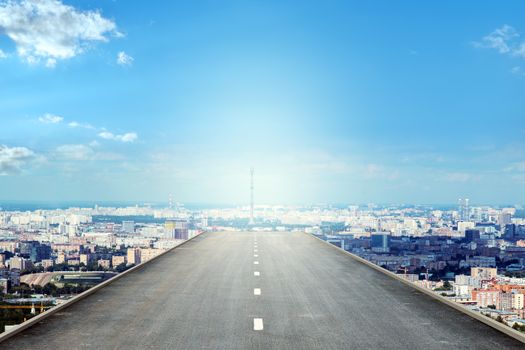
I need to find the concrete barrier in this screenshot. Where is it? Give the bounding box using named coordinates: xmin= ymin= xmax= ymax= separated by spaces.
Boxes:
xmin=306 ymin=232 xmax=525 ymax=344
xmin=0 ymin=232 xmax=205 ymax=344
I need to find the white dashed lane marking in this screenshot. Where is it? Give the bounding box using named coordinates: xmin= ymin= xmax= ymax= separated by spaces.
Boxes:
xmin=254 ymin=271 xmax=260 ymax=276
xmin=254 ymin=288 xmax=261 ymax=296
xmin=254 ymin=318 xmax=264 ymax=331
xmin=254 ymin=261 xmax=259 ymax=265
xmin=254 ymin=254 xmax=258 ymax=257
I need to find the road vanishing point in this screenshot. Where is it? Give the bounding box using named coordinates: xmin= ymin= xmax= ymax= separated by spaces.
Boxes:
xmin=2 ymin=231 xmax=524 ymax=349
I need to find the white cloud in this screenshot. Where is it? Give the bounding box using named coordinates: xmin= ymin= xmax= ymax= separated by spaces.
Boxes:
xmin=505 ymin=161 xmax=525 ymax=172
xmin=45 ymin=57 xmax=56 ymax=68
xmin=0 ymin=0 xmax=119 ymax=66
xmin=474 ymin=25 xmax=525 ymax=59
xmin=515 ymin=43 xmax=525 ymax=59
xmin=98 ymin=131 xmax=115 ymax=140
xmin=119 ymin=132 xmax=138 ymax=142
xmin=98 ymin=131 xmax=138 ymax=143
xmin=0 ymin=144 xmax=35 ymax=175
xmin=0 ymin=49 xmax=6 ymax=58
xmin=55 ymin=144 xmax=94 ymax=160
xmin=68 ymin=121 xmax=94 ymax=129
xmin=511 ymin=66 xmax=525 ymax=77
xmin=38 ymin=113 xmax=63 ymax=124
xmin=55 ymin=143 xmax=124 ymax=162
xmin=116 ymin=51 xmax=133 ymax=66
xmin=474 ymin=25 xmax=518 ymax=53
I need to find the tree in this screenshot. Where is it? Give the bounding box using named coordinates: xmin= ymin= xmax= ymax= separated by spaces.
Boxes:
xmin=114 ymin=263 xmax=129 ymax=273
xmin=443 ymin=281 xmax=451 ymax=290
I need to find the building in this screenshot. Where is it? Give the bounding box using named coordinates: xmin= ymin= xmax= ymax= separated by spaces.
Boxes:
xmin=371 ymin=233 xmax=390 ymax=253
xmin=471 ymin=267 xmax=497 ymax=279
xmin=127 ymin=248 xmax=141 ymax=266
xmin=98 ymin=259 xmax=111 ymax=269
xmin=499 ymin=212 xmax=512 ymax=227
xmin=41 ymin=259 xmax=54 ymax=269
xmin=464 ymin=256 xmax=496 ymax=268
xmin=0 ymin=278 xmax=8 ymax=294
xmin=458 ymin=221 xmax=475 ymax=234
xmin=501 ymin=292 xmax=513 ymax=311
xmin=465 ymin=229 xmax=480 ymax=243
xmin=122 ymin=220 xmax=135 ymax=233
xmin=20 ymin=241 xmax=52 ymax=262
xmin=67 ymin=259 xmax=80 ymax=266
xmin=0 ymin=241 xmax=17 ymax=253
xmin=9 ymin=256 xmax=32 ymax=271
xmin=56 ymin=252 xmax=66 ymax=264
xmin=5 ymin=269 xmax=20 ymax=287
xmin=454 ymin=284 xmax=471 ymax=297
xmin=459 ymin=198 xmax=470 ymax=221
xmin=165 ymin=219 xmax=189 ymax=240
xmin=472 ymin=289 xmax=500 ymax=308
xmin=140 ymin=248 xmax=162 ymax=262
xmin=112 ymin=255 xmax=126 ymax=267
xmin=79 ymin=254 xmax=90 ymax=266
xmin=512 ymin=292 xmax=524 ymax=310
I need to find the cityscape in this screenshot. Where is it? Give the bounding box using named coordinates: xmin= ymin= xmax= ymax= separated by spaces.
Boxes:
xmin=2 ymin=0 xmax=525 ymax=348
xmin=2 ymin=200 xmax=525 ymax=335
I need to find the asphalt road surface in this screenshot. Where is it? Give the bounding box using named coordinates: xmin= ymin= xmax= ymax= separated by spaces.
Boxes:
xmin=3 ymin=231 xmax=524 ymax=349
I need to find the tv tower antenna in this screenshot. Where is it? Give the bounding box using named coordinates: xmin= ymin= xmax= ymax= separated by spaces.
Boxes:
xmin=249 ymin=167 xmax=254 ymax=225
xmin=168 ymin=193 xmax=173 ymax=209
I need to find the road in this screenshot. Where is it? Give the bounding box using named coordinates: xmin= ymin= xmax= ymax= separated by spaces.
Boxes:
xmin=2 ymin=231 xmax=524 ymax=349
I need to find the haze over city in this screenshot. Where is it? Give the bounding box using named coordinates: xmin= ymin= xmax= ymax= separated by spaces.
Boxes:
xmin=1 ymin=0 xmax=524 ymax=204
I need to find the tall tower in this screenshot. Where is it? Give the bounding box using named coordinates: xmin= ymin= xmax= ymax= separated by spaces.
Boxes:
xmin=168 ymin=193 xmax=173 ymax=209
xmin=458 ymin=198 xmax=470 ymax=221
xmin=249 ymin=167 xmax=254 ymax=225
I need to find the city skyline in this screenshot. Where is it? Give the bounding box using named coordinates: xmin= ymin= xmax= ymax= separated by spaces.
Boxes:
xmin=1 ymin=0 xmax=525 ymax=204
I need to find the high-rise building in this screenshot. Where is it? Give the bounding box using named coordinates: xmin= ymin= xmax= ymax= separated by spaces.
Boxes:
xmin=505 ymin=224 xmax=516 ymax=240
xmin=9 ymin=256 xmax=31 ymax=271
xmin=56 ymin=252 xmax=66 ymax=264
xmin=458 ymin=198 xmax=470 ymax=221
xmin=371 ymin=234 xmax=390 ymax=253
xmin=465 ymin=229 xmax=480 ymax=243
xmin=165 ymin=219 xmax=189 ymax=240
xmin=127 ymin=247 xmax=141 ymax=266
xmin=80 ymin=254 xmax=90 ymax=266
xmin=498 ymin=212 xmax=512 ymax=227
xmin=19 ymin=241 xmax=51 ymax=262
xmin=122 ymin=220 xmax=135 ymax=233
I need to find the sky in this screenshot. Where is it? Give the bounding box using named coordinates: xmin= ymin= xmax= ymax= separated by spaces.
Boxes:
xmin=0 ymin=0 xmax=525 ymax=205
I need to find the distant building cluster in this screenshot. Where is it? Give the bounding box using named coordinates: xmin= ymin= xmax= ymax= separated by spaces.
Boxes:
xmin=0 ymin=205 xmax=204 ymax=295
xmin=311 ymin=201 xmax=525 ymax=332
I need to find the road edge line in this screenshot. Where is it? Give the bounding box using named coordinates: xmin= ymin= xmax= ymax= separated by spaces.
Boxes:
xmin=306 ymin=232 xmax=525 ymax=344
xmin=0 ymin=231 xmax=206 ymax=344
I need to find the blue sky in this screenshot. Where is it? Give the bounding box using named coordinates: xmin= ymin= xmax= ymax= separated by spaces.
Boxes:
xmin=0 ymin=0 xmax=525 ymax=205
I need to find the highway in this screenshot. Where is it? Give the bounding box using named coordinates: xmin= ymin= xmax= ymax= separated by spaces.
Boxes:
xmin=2 ymin=231 xmax=524 ymax=349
